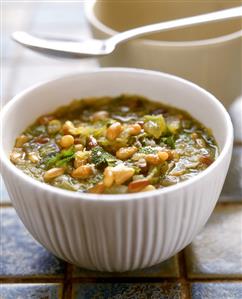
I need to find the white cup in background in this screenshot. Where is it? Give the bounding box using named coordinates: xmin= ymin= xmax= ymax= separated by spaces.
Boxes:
xmin=85 ymin=0 xmax=242 ymax=108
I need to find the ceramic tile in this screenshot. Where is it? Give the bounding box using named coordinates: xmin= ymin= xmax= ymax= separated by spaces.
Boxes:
xmin=10 ymin=62 xmax=98 ymax=96
xmin=32 ymin=2 xmax=86 ymax=26
xmin=1 ymin=66 xmax=13 ymax=101
xmin=185 ymin=205 xmax=242 ymax=278
xmin=2 ymin=3 xmax=34 ymax=59
xmin=220 ymin=146 xmax=242 ymax=201
xmin=73 ymin=255 xmax=179 ymax=278
xmin=0 ymin=176 xmax=10 ymax=204
xmin=0 ymin=208 xmax=65 ymax=277
xmin=0 ymin=175 xmax=9 ymax=199
xmin=191 ymin=283 xmax=242 ymax=299
xmin=0 ymin=283 xmax=63 ymax=299
xmin=72 ymin=283 xmax=183 ymax=299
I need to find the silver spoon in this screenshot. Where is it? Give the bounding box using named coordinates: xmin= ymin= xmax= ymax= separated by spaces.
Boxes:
xmin=12 ymin=6 xmax=242 ymax=59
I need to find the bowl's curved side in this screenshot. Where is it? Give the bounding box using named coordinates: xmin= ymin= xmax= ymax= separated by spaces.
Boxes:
xmin=0 ymin=68 xmax=233 ymax=271
xmin=2 ymin=144 xmax=231 ymax=271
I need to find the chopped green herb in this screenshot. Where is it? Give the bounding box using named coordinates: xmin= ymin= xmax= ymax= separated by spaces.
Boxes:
xmin=161 ymin=136 xmax=176 ymax=149
xmin=91 ymin=146 xmax=118 ymax=168
xmin=46 ymin=147 xmax=75 ymax=168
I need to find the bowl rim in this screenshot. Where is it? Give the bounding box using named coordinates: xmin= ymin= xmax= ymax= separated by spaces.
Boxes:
xmin=84 ymin=0 xmax=242 ymax=47
xmin=0 ymin=68 xmax=233 ymax=202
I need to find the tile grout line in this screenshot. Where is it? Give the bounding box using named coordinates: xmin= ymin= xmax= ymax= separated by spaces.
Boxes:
xmin=234 ymin=141 xmax=242 ymax=147
xmin=178 ymin=250 xmax=192 ymax=299
xmin=217 ymin=201 xmax=242 ymax=206
xmin=0 ymin=203 xmax=12 ymax=208
xmin=1 ymin=199 xmax=242 ymax=209
xmin=62 ymin=263 xmax=73 ymax=299
xmin=1 ymin=276 xmax=242 ymax=284
xmin=0 ymin=277 xmax=64 ymax=283
xmin=68 ymin=277 xmax=185 ymax=283
xmin=187 ymin=277 xmax=242 ymax=282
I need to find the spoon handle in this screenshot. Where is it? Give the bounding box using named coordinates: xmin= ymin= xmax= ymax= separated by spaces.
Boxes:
xmin=108 ymin=6 xmax=242 ymax=45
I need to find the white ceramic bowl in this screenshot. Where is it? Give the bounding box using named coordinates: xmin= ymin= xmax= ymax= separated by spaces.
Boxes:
xmin=0 ymin=68 xmax=233 ymax=272
xmin=85 ymin=0 xmax=242 ymax=108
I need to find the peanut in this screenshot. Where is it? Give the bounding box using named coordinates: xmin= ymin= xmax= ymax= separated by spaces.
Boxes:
xmin=199 ymin=155 xmax=213 ymax=166
xmin=191 ymin=132 xmax=198 ymax=140
xmin=171 ymin=150 xmax=180 ymax=161
xmin=116 ymin=146 xmax=137 ymax=160
xmin=62 ymin=121 xmax=75 ymax=135
xmin=71 ymin=165 xmax=94 ymax=179
xmin=44 ymin=168 xmax=64 ymax=182
xmin=128 ymin=179 xmax=150 ymax=192
xmin=15 ymin=135 xmax=29 ymax=148
xmin=145 ymin=154 xmax=161 ymax=165
xmin=74 ymin=151 xmax=89 ymax=168
xmin=89 ymin=182 xmax=105 ymax=194
xmin=103 ymin=167 xmax=114 ymax=187
xmin=60 ymin=135 xmax=74 ymax=148
xmin=92 ymin=111 xmax=109 ymax=121
xmin=141 ymin=185 xmax=156 ymax=192
xmin=112 ymin=165 xmax=135 ymax=185
xmin=106 ymin=122 xmax=123 ymax=140
xmin=128 ymin=123 xmax=142 ymax=136
xmin=74 ymin=144 xmax=84 ymax=151
xmin=157 ymin=151 xmax=169 ymax=162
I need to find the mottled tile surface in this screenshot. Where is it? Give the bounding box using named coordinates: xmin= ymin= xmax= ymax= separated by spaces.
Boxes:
xmin=185 ymin=205 xmax=242 ymax=278
xmin=0 ymin=208 xmax=65 ymax=277
xmin=0 ymin=176 xmax=11 ymax=204
xmin=0 ymin=283 xmax=62 ymax=299
xmin=191 ymin=283 xmax=242 ymax=299
xmin=1 ymin=66 xmax=13 ymax=103
xmin=2 ymin=3 xmax=34 ymax=60
xmin=72 ymin=283 xmax=182 ymax=299
xmin=10 ymin=62 xmax=98 ymax=97
xmin=73 ymin=256 xmax=179 ymax=278
xmin=221 ymin=147 xmax=242 ymax=201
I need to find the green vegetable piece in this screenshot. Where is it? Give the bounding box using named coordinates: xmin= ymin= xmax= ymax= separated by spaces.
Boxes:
xmin=91 ymin=146 xmax=118 ymax=168
xmin=143 ymin=115 xmax=167 ymax=139
xmin=161 ymin=136 xmax=176 ymax=149
xmin=47 ymin=120 xmax=62 ymax=135
xmin=46 ymin=147 xmax=75 ymax=168
xmin=27 ymin=125 xmax=46 ymax=137
xmin=166 ymin=117 xmax=180 ymax=134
